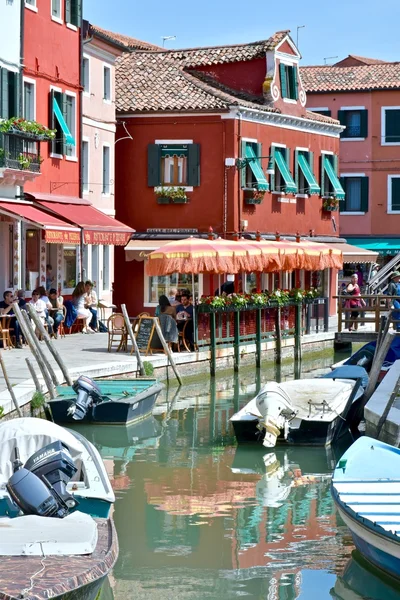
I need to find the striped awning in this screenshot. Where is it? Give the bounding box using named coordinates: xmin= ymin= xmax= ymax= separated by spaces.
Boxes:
xmin=244 ymin=145 xmax=269 ymax=191
xmin=324 ymin=156 xmax=345 ymax=199
xmin=298 ymin=153 xmax=320 ymax=195
xmin=275 ymin=150 xmax=297 ymax=194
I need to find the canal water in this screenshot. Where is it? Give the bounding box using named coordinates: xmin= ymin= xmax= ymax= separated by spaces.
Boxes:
xmin=78 ymin=351 xmax=400 ymax=600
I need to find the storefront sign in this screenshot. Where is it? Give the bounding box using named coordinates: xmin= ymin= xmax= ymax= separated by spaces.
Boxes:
xmin=44 ymin=230 xmax=81 ymax=244
xmin=146 ymin=228 xmax=198 ymax=234
xmin=83 ymin=231 xmax=131 ymax=245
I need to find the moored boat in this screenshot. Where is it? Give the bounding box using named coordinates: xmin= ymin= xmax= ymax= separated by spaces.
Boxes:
xmin=331 ymin=436 xmax=400 ymax=581
xmin=0 ymin=418 xmax=118 ymax=600
xmin=48 ymin=376 xmax=164 ymax=425
xmin=230 ymin=366 xmax=367 ymax=447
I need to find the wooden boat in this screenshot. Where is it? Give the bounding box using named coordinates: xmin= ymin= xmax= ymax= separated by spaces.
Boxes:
xmin=331 ymin=436 xmax=400 ymax=581
xmin=48 ymin=376 xmax=164 ymax=425
xmin=331 ymin=552 xmax=400 ymax=600
xmin=230 ymin=366 xmax=367 ymax=447
xmin=0 ymin=418 xmax=118 ymax=600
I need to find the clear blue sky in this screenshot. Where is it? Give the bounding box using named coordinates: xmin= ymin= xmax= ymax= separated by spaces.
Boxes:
xmin=84 ymin=0 xmax=400 ymax=65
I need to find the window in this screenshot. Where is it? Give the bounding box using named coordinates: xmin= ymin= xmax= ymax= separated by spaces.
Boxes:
xmin=388 ymin=176 xmax=400 ymax=213
xmin=25 ymin=0 xmax=36 ymax=6
xmin=382 ymin=108 xmax=400 ymax=145
xmin=103 ymin=66 xmax=111 ymax=102
xmin=102 ymin=145 xmax=110 ymax=194
xmin=82 ymin=140 xmax=89 ymax=193
xmin=147 ymin=143 xmax=200 ymax=187
xmin=82 ymin=57 xmax=89 ymax=94
xmin=102 ymin=245 xmax=110 ymax=291
xmin=279 ymin=63 xmax=298 ymax=100
xmin=63 ymin=246 xmax=78 ymax=289
xmin=65 ymin=0 xmax=81 ymax=26
xmin=294 ymin=150 xmax=320 ymax=195
xmin=51 ymin=0 xmax=62 ymax=19
xmin=50 ymin=89 xmax=63 ymax=155
xmin=309 ymin=109 xmax=331 ymax=117
xmin=338 ymin=109 xmax=368 ymax=139
xmin=146 ymin=273 xmax=200 ymax=305
xmin=65 ymin=94 xmax=76 ymax=157
xmin=0 ymin=69 xmax=19 ymax=119
xmin=240 ymin=141 xmax=268 ymax=191
xmin=271 ymin=146 xmax=297 ymax=193
xmin=23 ymin=81 xmax=35 ymax=120
xmin=340 ymin=177 xmax=369 ymax=213
xmin=321 ymin=154 xmax=345 ymax=199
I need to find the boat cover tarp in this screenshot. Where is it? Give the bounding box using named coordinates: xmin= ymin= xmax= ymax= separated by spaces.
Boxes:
xmin=344 ymin=337 xmax=400 ymax=370
xmin=321 ymin=365 xmax=369 ymax=389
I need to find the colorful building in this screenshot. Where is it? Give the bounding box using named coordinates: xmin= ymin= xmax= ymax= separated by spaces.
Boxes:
xmin=110 ymin=30 xmax=345 ymax=316
xmin=302 ymin=56 xmax=400 ymax=260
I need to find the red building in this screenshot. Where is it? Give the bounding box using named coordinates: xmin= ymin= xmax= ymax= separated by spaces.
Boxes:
xmin=112 ymin=30 xmax=345 ymax=316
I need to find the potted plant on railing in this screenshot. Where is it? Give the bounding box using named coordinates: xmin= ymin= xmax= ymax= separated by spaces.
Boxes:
xmin=322 ymin=196 xmax=339 ymax=211
xmin=244 ymin=188 xmax=266 ymax=205
xmin=0 ymin=117 xmax=57 ymax=141
xmin=155 ymin=186 xmax=189 ymax=204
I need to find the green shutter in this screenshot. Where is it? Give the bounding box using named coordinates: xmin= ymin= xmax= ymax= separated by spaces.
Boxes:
xmin=360 ymin=177 xmax=369 ymax=212
xmin=298 ymin=152 xmax=320 ymax=195
xmin=292 ymin=67 xmax=298 ymax=100
xmin=294 ymin=149 xmax=299 ymax=190
xmin=339 ymin=177 xmax=346 ymax=210
xmin=1 ymin=68 xmax=9 ymax=119
xmin=240 ymin=140 xmax=247 ymax=188
xmin=62 ymin=93 xmax=68 ymax=155
xmin=147 ymin=144 xmax=161 ymax=186
xmin=338 ymin=110 xmax=346 ymax=138
xmin=320 ymin=155 xmax=325 ymax=196
xmin=71 ymin=0 xmax=82 ymax=27
xmin=270 ymin=146 xmax=275 ymax=192
xmin=187 ymin=143 xmax=200 ymax=186
xmin=279 ymin=63 xmax=287 ymax=99
xmin=274 ymin=147 xmax=297 ymax=194
xmin=65 ymin=0 xmax=71 ymax=23
xmin=385 ymin=110 xmax=400 ymax=144
xmin=360 ymin=110 xmax=368 ymax=138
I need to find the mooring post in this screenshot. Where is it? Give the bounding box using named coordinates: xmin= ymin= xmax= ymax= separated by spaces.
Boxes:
xmin=305 ymin=302 xmax=311 ymax=335
xmin=210 ymin=312 xmax=217 ymax=376
xmin=233 ymin=310 xmax=240 ymax=372
xmin=294 ymin=303 xmax=302 ymax=362
xmin=275 ymin=306 xmax=282 ymax=364
xmin=255 ymin=308 xmax=262 ymax=368
xmin=323 ymin=298 xmax=329 ymax=332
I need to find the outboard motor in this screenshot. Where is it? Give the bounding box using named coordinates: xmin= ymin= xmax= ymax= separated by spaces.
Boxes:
xmin=68 ymin=375 xmax=103 ymax=420
xmin=6 ymin=442 xmax=79 ymax=519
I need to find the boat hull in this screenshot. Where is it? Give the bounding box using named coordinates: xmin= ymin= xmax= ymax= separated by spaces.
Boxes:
xmin=48 ymin=387 xmax=162 ymax=425
xmin=0 ymin=518 xmax=118 ymax=600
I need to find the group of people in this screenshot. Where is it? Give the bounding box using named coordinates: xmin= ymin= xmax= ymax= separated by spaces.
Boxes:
xmin=0 ymin=280 xmax=99 ymax=347
xmin=155 ymin=289 xmax=194 ymax=349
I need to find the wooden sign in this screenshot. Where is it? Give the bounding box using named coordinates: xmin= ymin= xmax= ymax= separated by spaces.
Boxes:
xmin=135 ymin=317 xmax=163 ymax=355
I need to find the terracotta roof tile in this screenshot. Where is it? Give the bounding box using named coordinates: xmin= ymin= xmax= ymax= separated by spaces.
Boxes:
xmin=301 ymin=62 xmax=400 ymax=93
xmin=90 ymin=25 xmax=161 ymax=51
xmin=344 ymin=55 xmax=387 ymax=65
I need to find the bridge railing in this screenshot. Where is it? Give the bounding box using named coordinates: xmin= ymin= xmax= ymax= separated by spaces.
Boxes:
xmin=335 ymin=295 xmax=397 ymax=332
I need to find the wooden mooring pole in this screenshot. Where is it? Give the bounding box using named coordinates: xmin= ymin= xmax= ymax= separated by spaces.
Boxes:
xmin=255 ymin=308 xmax=262 ymax=369
xmin=294 ymin=303 xmax=302 ymax=363
xmin=275 ymin=307 xmax=282 ymax=364
xmin=210 ymin=312 xmax=216 ymax=376
xmin=233 ymin=311 xmax=240 ymax=372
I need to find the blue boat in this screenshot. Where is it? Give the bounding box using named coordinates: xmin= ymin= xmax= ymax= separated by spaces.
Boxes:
xmin=331 ymin=436 xmax=400 ymax=581
xmin=337 ymin=336 xmax=400 ymax=379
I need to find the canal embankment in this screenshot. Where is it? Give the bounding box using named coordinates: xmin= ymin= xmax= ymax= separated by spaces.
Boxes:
xmin=365 ymin=359 xmax=400 ymax=445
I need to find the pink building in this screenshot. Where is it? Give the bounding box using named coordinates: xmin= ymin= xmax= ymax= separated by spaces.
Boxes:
xmin=302 ymin=56 xmax=400 ymax=259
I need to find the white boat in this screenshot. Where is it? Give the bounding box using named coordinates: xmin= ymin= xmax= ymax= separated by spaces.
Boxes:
xmin=331 ymin=436 xmax=400 ymax=582
xmin=230 ymin=366 xmax=367 ymax=448
xmin=0 ymin=418 xmax=117 ymax=600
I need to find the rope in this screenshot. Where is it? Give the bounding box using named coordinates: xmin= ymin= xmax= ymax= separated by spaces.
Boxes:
xmin=20 ymin=544 xmax=47 ymax=598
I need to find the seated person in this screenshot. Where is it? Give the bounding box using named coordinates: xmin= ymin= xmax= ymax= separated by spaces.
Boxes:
xmin=0 ymin=290 xmax=23 ymax=348
xmin=168 ymin=288 xmax=179 ymax=306
xmin=29 ymin=289 xmax=48 ymax=336
xmin=48 ymin=288 xmax=64 ymax=338
xmin=72 ymin=281 xmax=93 ymax=334
xmin=84 ymin=280 xmax=98 ymax=331
xmin=155 ymin=295 xmax=176 ymax=318
xmin=37 ymin=285 xmax=53 ymax=334
xmin=215 ymin=281 xmax=234 ymax=296
xmin=175 ymin=292 xmax=194 ymax=348
xmin=17 ymin=289 xmax=27 ymax=309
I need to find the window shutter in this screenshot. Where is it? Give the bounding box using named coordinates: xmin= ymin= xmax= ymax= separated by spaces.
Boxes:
xmin=360 ymin=177 xmax=369 ymax=212
xmin=1 ymin=68 xmax=9 ymax=119
xmin=270 ymin=146 xmax=275 ymax=191
xmin=333 ymin=154 xmax=339 ymax=175
xmin=339 ymin=177 xmax=346 ymax=210
xmin=279 ymin=63 xmax=287 ymax=99
xmin=13 ymin=72 xmax=20 ymax=118
xmin=147 ymin=144 xmax=161 ymax=186
xmin=65 ymin=0 xmax=71 ymax=24
xmin=62 ymin=93 xmax=68 ymax=156
xmin=72 ymin=0 xmax=82 ymax=27
xmin=320 ymin=155 xmax=325 ymax=196
xmin=338 ymin=110 xmax=346 ymax=138
xmin=187 ymin=143 xmax=200 ymax=186
xmin=294 ymin=149 xmax=299 ymax=189
xmin=360 ymin=109 xmax=368 ymax=138
xmin=292 ymin=67 xmax=298 ymax=100
xmin=240 ymin=140 xmax=247 ymax=188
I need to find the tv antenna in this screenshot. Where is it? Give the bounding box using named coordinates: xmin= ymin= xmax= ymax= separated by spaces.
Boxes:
xmin=162 ymin=35 xmax=176 ymax=47
xmin=323 ymin=56 xmax=338 ymax=65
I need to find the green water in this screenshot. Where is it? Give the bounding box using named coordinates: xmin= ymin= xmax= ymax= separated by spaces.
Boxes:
xmin=79 ymin=351 xmax=400 ymax=600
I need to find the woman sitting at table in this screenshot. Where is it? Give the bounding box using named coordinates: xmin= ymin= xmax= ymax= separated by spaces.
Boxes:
xmin=48 ymin=288 xmax=64 ymax=338
xmin=155 ymin=295 xmax=176 ymax=318
xmin=72 ymin=281 xmax=93 ymax=334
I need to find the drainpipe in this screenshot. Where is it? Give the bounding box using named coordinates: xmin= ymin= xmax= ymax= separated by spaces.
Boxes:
xmin=237 ymin=111 xmax=242 ymax=238
xmin=19 ymin=0 xmax=24 ymax=117
xmin=78 ymin=19 xmax=84 ymax=279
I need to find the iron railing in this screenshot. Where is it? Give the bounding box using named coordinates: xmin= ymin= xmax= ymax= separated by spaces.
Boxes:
xmin=0 ymin=132 xmax=41 ymax=173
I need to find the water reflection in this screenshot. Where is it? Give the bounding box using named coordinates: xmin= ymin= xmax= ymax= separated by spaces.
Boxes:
xmin=83 ymin=353 xmax=362 ymax=600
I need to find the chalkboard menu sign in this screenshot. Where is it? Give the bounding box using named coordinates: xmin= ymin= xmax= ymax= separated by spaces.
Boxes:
xmin=135 ymin=317 xmax=164 ymax=355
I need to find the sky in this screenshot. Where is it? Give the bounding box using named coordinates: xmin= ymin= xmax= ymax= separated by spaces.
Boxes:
xmin=84 ymin=0 xmax=400 ymax=65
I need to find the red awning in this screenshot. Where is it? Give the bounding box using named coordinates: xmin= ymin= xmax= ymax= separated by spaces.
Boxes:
xmin=36 ymin=202 xmax=134 ymax=246
xmin=0 ymin=201 xmax=81 ymax=244
xmin=24 ymin=192 xmax=92 ymax=206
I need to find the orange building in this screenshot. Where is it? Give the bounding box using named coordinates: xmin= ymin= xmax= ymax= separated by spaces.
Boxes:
xmin=302 ymin=56 xmax=400 ymax=259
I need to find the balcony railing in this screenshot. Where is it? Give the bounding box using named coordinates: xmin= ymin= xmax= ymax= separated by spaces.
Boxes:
xmin=0 ymin=132 xmax=41 ymax=173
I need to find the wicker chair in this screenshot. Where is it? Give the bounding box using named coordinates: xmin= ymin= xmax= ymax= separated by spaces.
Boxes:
xmin=107 ymin=313 xmax=127 ymax=352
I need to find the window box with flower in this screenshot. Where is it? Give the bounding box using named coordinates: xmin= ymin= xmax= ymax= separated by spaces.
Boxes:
xmin=244 ymin=188 xmax=266 ymax=205
xmin=0 ymin=117 xmax=57 ymax=141
xmin=322 ymin=196 xmax=340 ymax=211
xmin=155 ymin=186 xmax=189 ymax=205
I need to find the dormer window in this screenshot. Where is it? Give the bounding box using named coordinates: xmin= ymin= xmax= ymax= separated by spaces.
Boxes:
xmin=279 ymin=64 xmax=298 ymax=101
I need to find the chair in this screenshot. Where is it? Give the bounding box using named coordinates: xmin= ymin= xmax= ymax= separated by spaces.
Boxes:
xmin=0 ymin=317 xmax=14 ymax=350
xmin=59 ymin=306 xmax=67 ymax=338
xmin=177 ymin=319 xmax=192 ymax=352
xmin=107 ymin=313 xmax=127 ymax=352
xmin=137 ymin=312 xmax=150 ymax=318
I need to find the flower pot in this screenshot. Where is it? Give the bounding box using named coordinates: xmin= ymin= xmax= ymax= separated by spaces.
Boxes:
xmin=157 ymin=196 xmax=170 ymax=204
xmin=171 ymin=197 xmax=188 ymax=204
xmin=323 ymin=203 xmax=338 ymax=211
xmin=245 ymin=198 xmax=263 ymax=205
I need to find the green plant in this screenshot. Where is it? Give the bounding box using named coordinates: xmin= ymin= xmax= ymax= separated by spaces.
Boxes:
xmin=31 ymin=391 xmax=46 ymax=410
xmin=252 ymin=188 xmax=266 ymax=201
xmin=143 ymin=361 xmax=154 ymax=376
xmin=155 ymin=186 xmax=188 ymax=202
xmin=0 ymin=117 xmax=56 ymax=140
xmin=0 ymin=405 xmax=4 ymax=419
xmin=322 ymin=196 xmax=339 ymax=209
xmin=18 ymin=153 xmax=32 ymax=170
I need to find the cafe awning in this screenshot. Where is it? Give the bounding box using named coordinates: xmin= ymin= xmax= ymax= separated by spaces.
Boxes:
xmin=327 ymin=242 xmax=379 ymax=264
xmin=0 ymin=200 xmax=80 ymax=244
xmin=35 ymin=201 xmax=134 ymax=245
xmin=125 ymin=239 xmax=173 ymax=262
xmin=347 ymin=237 xmax=400 ymax=257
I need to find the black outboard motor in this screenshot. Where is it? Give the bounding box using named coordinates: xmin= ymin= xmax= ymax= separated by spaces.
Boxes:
xmin=6 ymin=442 xmax=79 ymax=519
xmin=68 ymin=375 xmax=103 ymax=421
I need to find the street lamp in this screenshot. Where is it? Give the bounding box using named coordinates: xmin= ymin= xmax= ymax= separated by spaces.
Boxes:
xmin=235 ymin=156 xmax=275 ymax=175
